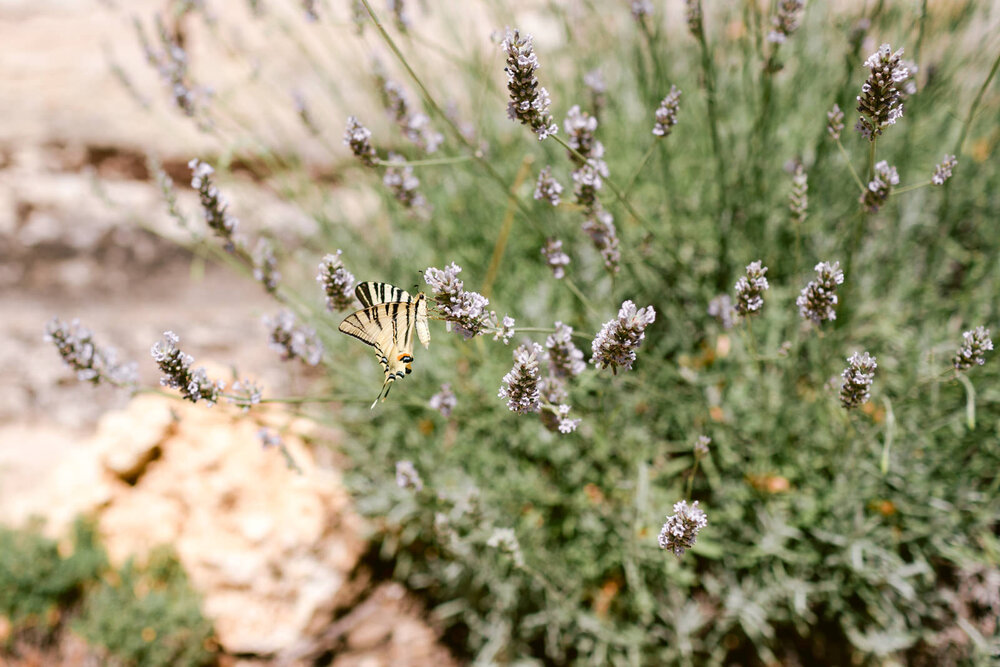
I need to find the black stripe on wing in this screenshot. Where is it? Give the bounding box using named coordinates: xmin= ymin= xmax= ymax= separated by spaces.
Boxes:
xmin=339 ymin=306 xmax=386 ymax=346
xmin=355 ymin=282 xmax=413 ymax=309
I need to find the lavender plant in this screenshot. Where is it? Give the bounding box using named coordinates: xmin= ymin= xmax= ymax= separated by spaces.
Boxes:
xmin=53 ymin=2 xmax=1000 ymax=664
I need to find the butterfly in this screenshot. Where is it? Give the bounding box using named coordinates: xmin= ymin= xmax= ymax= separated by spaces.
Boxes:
xmin=338 ymin=282 xmax=430 ymax=408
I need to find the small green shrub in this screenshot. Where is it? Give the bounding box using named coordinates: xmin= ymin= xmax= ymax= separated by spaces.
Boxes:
xmin=74 ymin=546 xmax=216 ymax=667
xmin=0 ymin=518 xmax=106 ymax=637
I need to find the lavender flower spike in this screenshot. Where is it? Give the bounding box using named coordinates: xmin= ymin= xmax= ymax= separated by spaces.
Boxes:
xmin=546 ymin=322 xmax=586 ymax=379
xmin=189 ymin=159 xmax=242 ymax=252
xmin=658 ymin=500 xmax=708 ymax=556
xmin=856 ymin=43 xmax=908 ymax=141
xmin=591 ymin=300 xmax=656 ymax=373
xmin=840 ymin=351 xmax=877 ymax=409
xmin=541 ymin=238 xmax=570 ymax=279
xmin=501 ymin=28 xmax=558 ymax=140
xmin=652 ymin=86 xmax=682 ymax=137
xmin=767 ymin=0 xmax=805 ymax=44
xmin=424 ymin=263 xmax=492 ymax=338
xmin=151 ymin=331 xmax=225 ymax=405
xmin=797 ymin=261 xmax=844 ymax=324
xmin=429 ymin=383 xmax=457 ymax=417
xmin=932 ymin=154 xmax=957 ymax=185
xmin=263 ymin=311 xmax=323 ymax=366
xmin=344 ymin=116 xmax=378 ymax=167
xmin=534 ymin=166 xmax=563 ymax=206
xmin=734 ymin=260 xmax=770 ymax=316
xmin=45 ymin=318 xmax=138 ymax=387
xmin=498 ymin=342 xmax=543 ymax=414
xmin=953 ymin=327 xmax=993 ymax=371
xmin=395 ymin=460 xmax=423 ymax=491
xmin=860 ymin=160 xmax=899 ymax=213
xmin=317 ymin=250 xmax=357 ymax=312
xmin=827 ymin=104 xmax=845 ymax=140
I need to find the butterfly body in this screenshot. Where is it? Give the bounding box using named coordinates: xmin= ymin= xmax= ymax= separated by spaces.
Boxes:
xmin=339 ymin=282 xmax=430 ymax=407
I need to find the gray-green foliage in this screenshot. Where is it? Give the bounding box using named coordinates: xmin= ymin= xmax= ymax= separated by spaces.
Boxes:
xmin=74 ymin=547 xmax=216 ymax=667
xmin=115 ymin=0 xmax=1000 ymax=664
xmin=0 ymin=519 xmax=106 ymax=636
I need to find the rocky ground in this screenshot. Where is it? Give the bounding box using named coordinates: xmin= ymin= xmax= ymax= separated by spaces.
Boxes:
xmin=0 ymin=1 xmax=457 ymax=663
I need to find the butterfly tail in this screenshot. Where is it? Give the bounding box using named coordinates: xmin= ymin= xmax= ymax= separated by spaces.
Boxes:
xmin=370 ymin=375 xmax=396 ymax=410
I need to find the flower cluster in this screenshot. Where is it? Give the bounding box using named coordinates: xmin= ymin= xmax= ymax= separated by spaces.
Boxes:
xmin=790 ymin=163 xmax=808 ymax=224
xmin=151 ymin=331 xmax=225 ymax=405
xmin=860 ymin=160 xmax=899 ymax=213
xmin=136 ymin=16 xmax=206 ymax=119
xmin=652 ymin=86 xmax=682 ymax=137
xmin=257 ymin=428 xmax=282 ymax=449
xmin=953 ymin=327 xmax=993 ymax=371
xmin=230 ymin=379 xmax=263 ymax=411
xmin=45 ymin=318 xmax=138 ymax=387
xmin=541 ymin=238 xmax=571 ymax=279
xmin=383 ymin=152 xmax=430 ymax=217
xmin=932 ymin=154 xmax=957 ymax=186
xmin=708 ymin=294 xmax=735 ymax=330
xmin=252 ymin=239 xmax=280 ymax=294
xmin=317 ymin=250 xmax=357 ymax=312
xmin=591 ymin=300 xmax=656 ymax=373
xmin=424 ymin=263 xmax=492 ymax=338
xmin=856 ymin=43 xmax=909 ymax=141
xmin=395 ymin=460 xmax=423 ymax=491
xmin=375 ymin=70 xmax=442 ymax=153
xmin=487 ymin=528 xmax=525 ymax=567
xmin=546 ymin=322 xmax=586 ymax=379
xmin=767 ymin=0 xmax=805 ymax=44
xmin=501 ymin=28 xmax=557 ymax=140
xmin=565 ymin=105 xmax=603 ymax=165
xmin=797 ymin=261 xmax=844 ymax=324
xmin=658 ymin=500 xmax=708 ymax=556
xmin=734 ymin=261 xmax=770 ymax=317
xmin=387 ymin=0 xmax=409 ymax=31
xmin=630 ymin=0 xmax=653 ymax=20
xmin=840 ymin=351 xmax=877 ymax=409
xmin=189 ymin=159 xmax=242 ymax=252
xmin=493 ymin=315 xmax=516 ymax=345
xmin=263 ymin=311 xmax=323 ymax=366
xmin=583 ymin=69 xmax=606 ymax=120
xmin=540 ymin=402 xmax=581 ymax=434
xmin=685 ymin=0 xmax=703 ymax=37
xmin=344 ymin=116 xmax=379 ymax=167
xmin=302 ymin=0 xmax=318 ymax=22
xmin=498 ymin=342 xmax=543 ymax=414
xmin=827 ymin=104 xmax=845 ymax=140
xmin=429 ymin=383 xmax=457 ymax=417
xmin=694 ymin=436 xmax=711 ymax=458
xmin=534 ymin=166 xmax=563 ymax=206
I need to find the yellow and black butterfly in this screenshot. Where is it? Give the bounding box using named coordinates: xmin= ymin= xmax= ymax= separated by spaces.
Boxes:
xmin=338 ymin=282 xmax=430 ymax=408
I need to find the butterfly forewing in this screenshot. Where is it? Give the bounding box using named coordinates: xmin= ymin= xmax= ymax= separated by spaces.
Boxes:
xmin=355 ymin=282 xmax=414 ymax=309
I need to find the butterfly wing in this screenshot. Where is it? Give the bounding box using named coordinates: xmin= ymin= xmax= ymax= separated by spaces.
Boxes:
xmin=355 ymin=282 xmax=414 ymax=309
xmin=339 ymin=301 xmax=420 ymax=408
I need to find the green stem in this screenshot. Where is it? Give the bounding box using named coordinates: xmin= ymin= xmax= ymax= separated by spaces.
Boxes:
xmin=836 ymin=137 xmax=866 ymax=192
xmin=624 ymin=142 xmax=658 ymax=198
xmin=867 ymin=138 xmax=877 ymax=181
xmin=685 ymin=458 xmax=701 ymax=500
xmin=376 ymin=155 xmax=475 ymax=167
xmin=954 ymin=47 xmax=1000 ymax=157
xmin=482 ymin=155 xmax=534 ymax=299
xmin=890 ymin=181 xmax=931 ymax=196
xmin=550 ymin=135 xmax=661 ymax=239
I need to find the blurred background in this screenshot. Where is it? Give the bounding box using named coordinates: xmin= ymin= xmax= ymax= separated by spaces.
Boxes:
xmin=2 ymin=0 xmax=999 ymax=665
